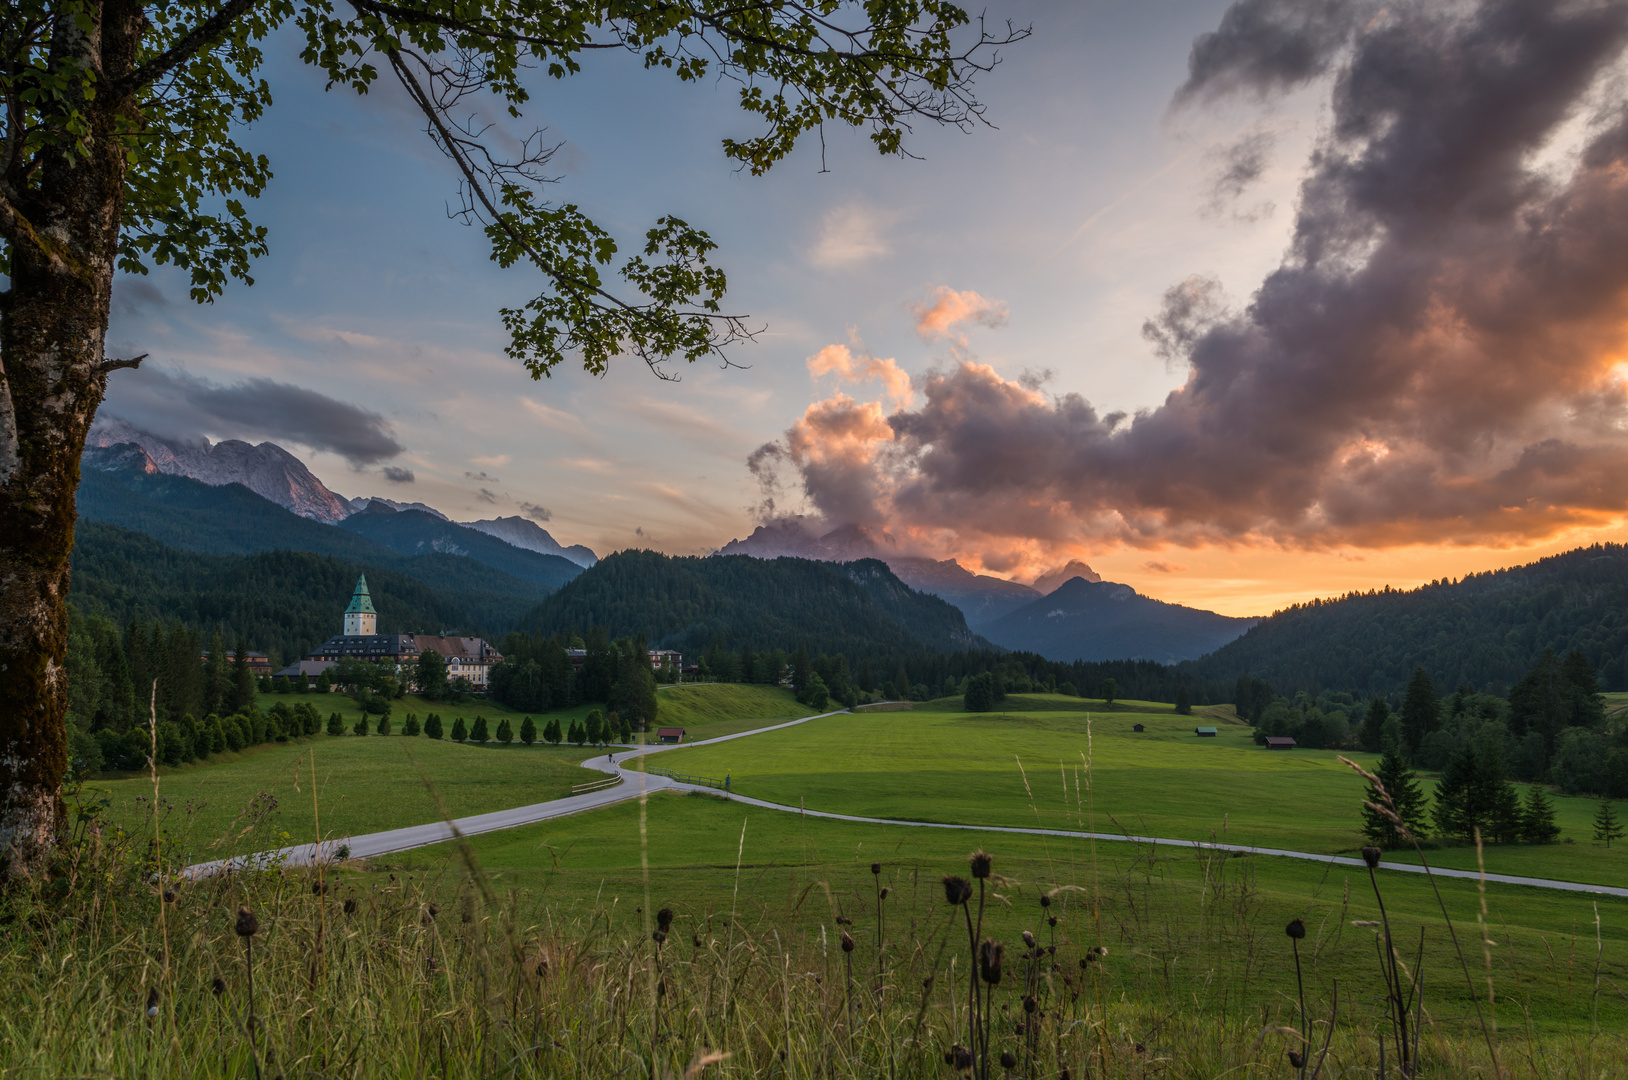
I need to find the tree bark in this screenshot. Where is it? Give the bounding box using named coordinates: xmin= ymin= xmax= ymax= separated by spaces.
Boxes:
xmin=0 ymin=0 xmax=142 ymax=874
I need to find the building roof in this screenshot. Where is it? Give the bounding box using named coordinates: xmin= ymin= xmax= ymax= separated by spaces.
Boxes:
xmin=411 ymin=634 xmax=503 ymax=662
xmin=345 ymin=574 xmax=376 ymax=615
xmin=274 ymin=659 xmax=338 ymax=678
xmin=1265 ymin=736 xmax=1298 ymax=747
xmin=1195 ymin=726 xmax=1218 ymax=734
xmin=656 ymin=727 xmax=685 ymax=736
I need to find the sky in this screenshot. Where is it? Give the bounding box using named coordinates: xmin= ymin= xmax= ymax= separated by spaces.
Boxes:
xmin=101 ymin=0 xmax=1628 ymax=617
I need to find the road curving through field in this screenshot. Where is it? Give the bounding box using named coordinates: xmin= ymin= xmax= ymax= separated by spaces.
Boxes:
xmin=186 ymin=706 xmax=1628 ymax=899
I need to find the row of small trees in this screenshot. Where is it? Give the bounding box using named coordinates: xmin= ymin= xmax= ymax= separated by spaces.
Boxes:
xmin=319 ymin=708 xmax=633 ymax=746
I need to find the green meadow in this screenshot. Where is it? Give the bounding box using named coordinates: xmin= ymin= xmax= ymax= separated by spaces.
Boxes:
xmin=657 ymin=694 xmax=1628 ymax=888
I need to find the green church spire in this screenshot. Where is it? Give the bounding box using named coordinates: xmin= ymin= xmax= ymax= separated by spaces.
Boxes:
xmin=345 ymin=574 xmax=376 ymax=614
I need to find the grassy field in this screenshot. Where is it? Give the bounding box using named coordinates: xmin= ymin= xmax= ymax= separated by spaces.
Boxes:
xmin=653 ymin=684 xmax=813 ymax=739
xmin=88 ymin=734 xmax=603 ymax=863
xmin=384 ymin=788 xmax=1628 ymax=1035
xmin=656 ymin=699 xmax=1628 ymax=887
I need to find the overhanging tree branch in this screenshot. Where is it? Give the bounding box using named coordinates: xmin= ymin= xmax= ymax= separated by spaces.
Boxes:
xmin=115 ymin=0 xmax=264 ymax=94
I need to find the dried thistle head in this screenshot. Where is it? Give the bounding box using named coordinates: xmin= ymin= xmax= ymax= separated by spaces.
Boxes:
xmin=343 ymin=898 xmax=357 ymax=915
xmin=1048 ymin=915 xmax=1058 ymax=928
xmin=652 ymin=930 xmax=668 ymax=945
xmin=234 ymin=906 xmax=259 ymax=938
xmin=1021 ymin=929 xmax=1036 ymax=949
xmin=162 ymin=889 xmax=176 ymax=904
xmin=1288 ymin=1050 xmax=1305 ymax=1069
xmin=943 ymin=875 xmax=973 ymax=906
xmin=978 ymin=938 xmax=1004 ymax=985
xmin=841 ymin=930 xmax=855 ymax=953
xmin=1039 ymin=893 xmax=1051 ymax=908
xmin=948 ymin=1044 xmax=974 ymax=1071
xmin=970 ymin=851 xmax=993 ymax=879
xmin=1000 ymin=1051 xmax=1018 ymax=1069
xmin=1362 ymin=846 xmax=1382 ymax=869
xmin=657 ymin=907 xmax=674 ymax=932
xmin=880 ymin=887 xmax=890 ymax=900
xmin=1023 ymin=994 xmax=1037 ymax=1013
xmin=1286 ymin=917 xmax=1306 ymax=940
xmin=871 ymin=862 xmax=881 ymax=875
xmin=211 ymin=976 xmax=227 ymax=997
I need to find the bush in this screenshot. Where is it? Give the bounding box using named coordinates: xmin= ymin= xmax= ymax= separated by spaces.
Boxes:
xmin=403 ymin=713 xmax=421 ymax=737
xmin=496 ymin=717 xmax=513 ymax=744
xmin=353 ymin=714 xmax=369 ymax=736
xmin=963 ymin=672 xmax=995 ymax=713
xmin=377 ymin=713 xmax=392 ymax=736
xmin=1058 ymin=682 xmax=1078 ymax=697
xmin=520 ymin=716 xmax=536 ymax=745
xmin=425 ymin=713 xmax=444 ymax=740
xmin=470 ymin=716 xmax=489 ymax=744
xmin=451 ymin=717 xmax=467 ymax=742
xmin=326 ymin=712 xmax=344 ymax=737
xmin=224 ymin=717 xmax=247 ymax=751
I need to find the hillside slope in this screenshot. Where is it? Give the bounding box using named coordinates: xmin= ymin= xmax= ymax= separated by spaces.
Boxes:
xmin=981 ymin=577 xmax=1257 ymax=663
xmin=1187 ymin=544 xmax=1628 ymax=695
xmin=70 ymin=522 xmax=544 ymax=663
xmin=518 ymin=550 xmax=987 ymax=656
xmin=338 ymin=505 xmax=583 ymax=589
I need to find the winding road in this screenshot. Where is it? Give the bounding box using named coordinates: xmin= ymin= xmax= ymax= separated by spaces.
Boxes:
xmin=186 ymin=708 xmax=1628 ymax=900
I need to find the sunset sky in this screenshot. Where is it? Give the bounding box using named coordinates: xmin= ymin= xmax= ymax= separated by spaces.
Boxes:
xmin=100 ymin=0 xmax=1628 ymax=617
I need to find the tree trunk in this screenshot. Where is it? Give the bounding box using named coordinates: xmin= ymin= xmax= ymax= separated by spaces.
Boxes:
xmin=0 ymin=0 xmax=141 ymax=874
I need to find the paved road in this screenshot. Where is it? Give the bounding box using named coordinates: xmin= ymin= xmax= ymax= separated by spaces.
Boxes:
xmin=186 ymin=708 xmax=1628 ymax=899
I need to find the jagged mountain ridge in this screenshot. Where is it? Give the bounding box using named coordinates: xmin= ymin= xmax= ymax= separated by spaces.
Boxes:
xmin=463 ymin=515 xmax=598 ymax=568
xmin=718 ymin=520 xmax=1040 ymax=625
xmin=88 ymin=419 xmax=352 ymax=522
xmin=982 ymin=577 xmax=1258 ymax=664
xmin=336 ymin=503 xmax=583 ymax=589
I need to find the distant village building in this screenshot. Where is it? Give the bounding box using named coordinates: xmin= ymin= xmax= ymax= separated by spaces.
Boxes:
xmin=656 ymin=727 xmax=686 ymax=744
xmin=563 ymin=646 xmax=683 ymax=672
xmin=1194 ymin=726 xmax=1218 ymax=737
xmin=1132 ymin=723 xmax=1145 ymax=733
xmin=278 ymin=576 xmax=504 ymax=688
xmin=1264 ymin=736 xmax=1297 ymax=750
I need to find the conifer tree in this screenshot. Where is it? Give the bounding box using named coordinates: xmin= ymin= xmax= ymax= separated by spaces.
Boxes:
xmin=496 ymin=718 xmax=513 ymax=745
xmin=1488 ymin=771 xmax=1524 ymax=844
xmin=544 ymin=718 xmax=561 ymax=745
xmin=403 ymin=713 xmax=420 ymax=737
xmin=570 ymin=719 xmax=587 ymax=746
xmin=1594 ymin=799 xmax=1624 ymax=847
xmin=1401 ymin=667 xmax=1440 ymax=760
xmin=586 ymin=709 xmax=605 ymax=745
xmin=229 ymin=638 xmax=257 ymax=714
xmin=1432 ymin=747 xmax=1477 ymax=841
xmin=1360 ymin=698 xmax=1391 ymax=752
xmin=1362 ymin=743 xmax=1429 ymax=848
xmin=1521 ymin=785 xmax=1561 ymax=844
xmin=451 ymin=717 xmax=468 ymax=743
xmin=376 ymin=713 xmax=392 ymax=736
xmin=470 ymin=716 xmax=489 ymax=744
xmin=425 ymin=713 xmax=444 ymax=740
xmin=620 ymin=715 xmax=634 ymax=743
xmin=326 ymin=712 xmax=344 ymax=737
xmin=352 ymin=714 xmax=368 ymax=736
xmin=520 ymin=717 xmax=536 ymax=745
xmin=1175 ymin=685 xmax=1192 ymax=716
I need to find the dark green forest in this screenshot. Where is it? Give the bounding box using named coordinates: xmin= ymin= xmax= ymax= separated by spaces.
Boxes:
xmin=516 ymin=550 xmax=988 ymax=657
xmin=70 ymin=522 xmax=545 ymax=664
xmin=1188 ymin=544 xmax=1628 ymax=695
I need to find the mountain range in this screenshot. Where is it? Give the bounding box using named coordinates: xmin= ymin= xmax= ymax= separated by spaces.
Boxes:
xmin=85 ymin=420 xmax=598 ymax=567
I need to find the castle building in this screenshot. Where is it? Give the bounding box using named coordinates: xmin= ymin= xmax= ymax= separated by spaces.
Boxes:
xmin=291 ymin=575 xmax=504 ymax=688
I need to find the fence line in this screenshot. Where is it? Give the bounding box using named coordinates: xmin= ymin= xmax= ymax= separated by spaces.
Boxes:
xmin=642 ymin=764 xmax=726 ymax=790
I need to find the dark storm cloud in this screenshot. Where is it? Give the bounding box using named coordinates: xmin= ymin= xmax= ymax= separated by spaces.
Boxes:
xmin=1175 ymin=0 xmax=1370 ymax=104
xmin=759 ymin=0 xmax=1628 ymax=550
xmin=102 ymin=366 xmax=405 ymax=466
xmin=1203 ymin=128 xmax=1276 ymax=216
xmin=383 ymin=466 xmax=416 ymax=484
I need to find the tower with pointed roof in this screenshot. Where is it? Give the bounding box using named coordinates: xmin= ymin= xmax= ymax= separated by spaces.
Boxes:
xmin=343 ymin=574 xmax=377 ymax=636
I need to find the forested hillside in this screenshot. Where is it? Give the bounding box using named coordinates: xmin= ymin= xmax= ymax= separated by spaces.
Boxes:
xmin=338 ymin=505 xmax=583 ymax=588
xmin=69 ymin=522 xmax=547 ymax=664
xmin=1188 ymin=544 xmax=1628 ymax=695
xmin=518 ymin=551 xmax=987 ymax=657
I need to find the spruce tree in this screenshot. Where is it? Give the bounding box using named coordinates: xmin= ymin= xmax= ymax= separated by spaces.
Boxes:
xmin=520 ymin=716 xmax=537 ymax=745
xmin=327 ymin=712 xmax=344 ymax=737
xmin=1360 ymin=698 xmax=1391 ymax=752
xmin=1432 ymin=748 xmax=1477 ymax=841
xmin=425 ymin=713 xmax=444 ymax=740
xmin=544 ymin=718 xmax=561 ymax=745
xmin=1594 ymin=799 xmax=1624 ymax=847
xmin=470 ymin=716 xmax=489 ymax=743
xmin=1175 ymin=685 xmax=1192 ymax=716
xmin=451 ymin=716 xmax=468 ymax=742
xmin=1362 ymin=743 xmax=1429 ymax=848
xmin=1401 ymin=667 xmax=1440 ymax=760
xmin=377 ymin=713 xmax=392 ymax=736
xmin=585 ymin=709 xmax=605 ymax=745
xmin=352 ymin=714 xmax=368 ymax=736
xmin=1521 ymin=785 xmax=1561 ymax=844
xmin=403 ymin=713 xmax=421 ymax=737
xmin=496 ymin=718 xmax=513 ymax=744
xmin=571 ymin=719 xmax=587 ymax=746
xmin=1488 ymin=773 xmax=1523 ymax=844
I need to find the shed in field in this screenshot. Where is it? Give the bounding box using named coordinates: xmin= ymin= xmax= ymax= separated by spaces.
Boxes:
xmin=656 ymin=727 xmax=686 ymax=744
xmin=1132 ymin=723 xmax=1145 ymax=733
xmin=1195 ymin=726 xmax=1217 ymax=737
xmin=1265 ymin=736 xmax=1297 ymax=750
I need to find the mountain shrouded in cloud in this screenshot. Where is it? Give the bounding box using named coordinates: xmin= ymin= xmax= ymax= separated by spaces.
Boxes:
xmin=750 ymin=0 xmax=1628 ymax=574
